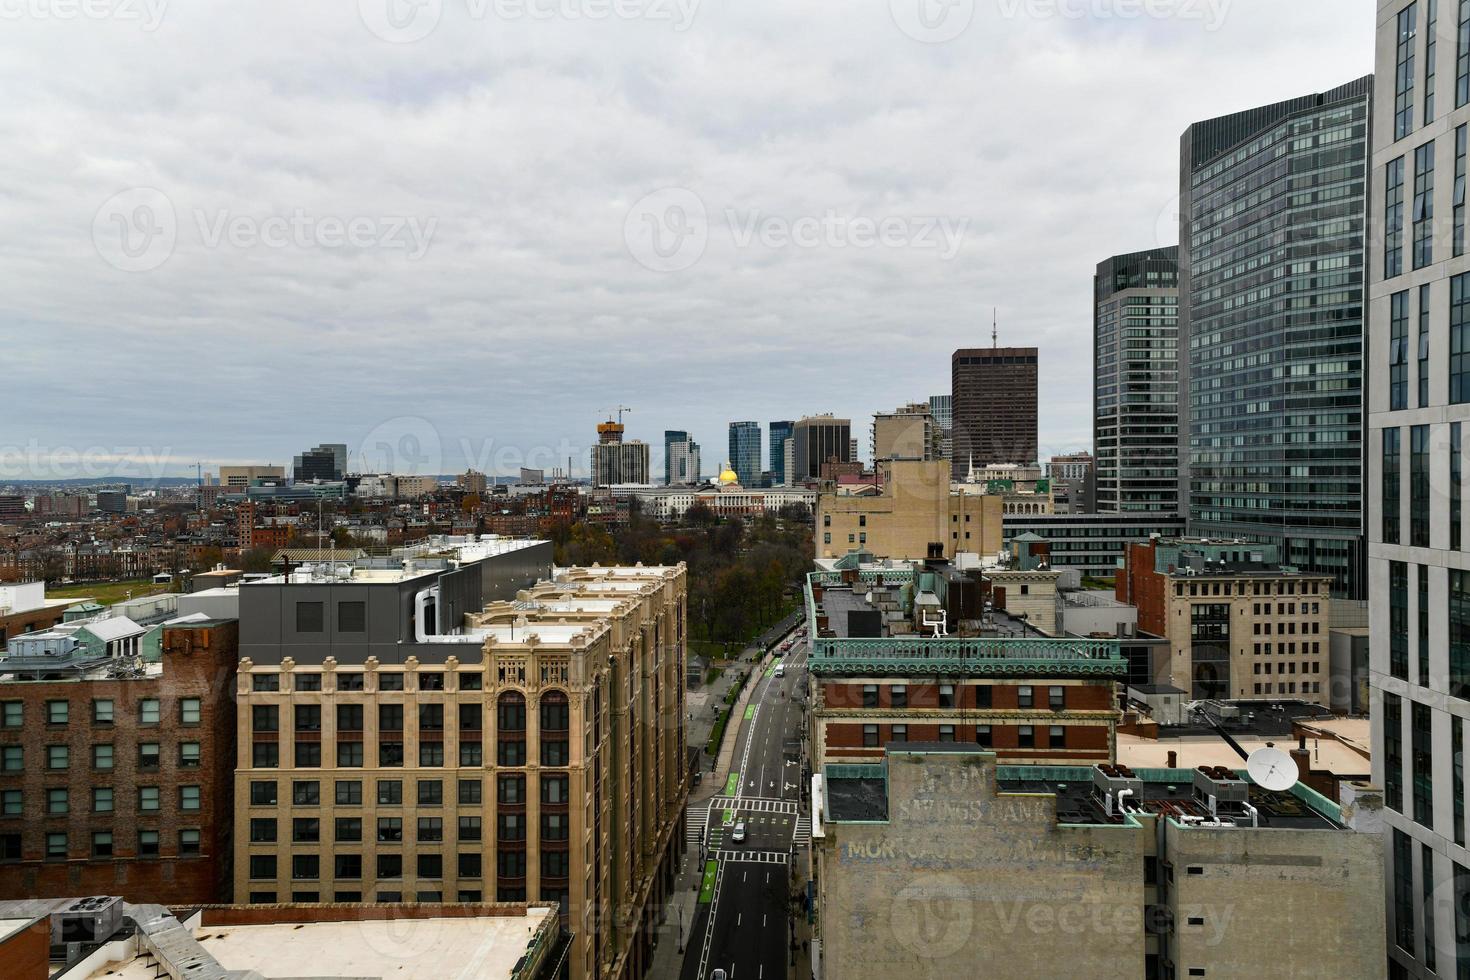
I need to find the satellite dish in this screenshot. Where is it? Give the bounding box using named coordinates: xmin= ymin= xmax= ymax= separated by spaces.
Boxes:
xmin=1246 ymin=745 xmax=1299 ymax=792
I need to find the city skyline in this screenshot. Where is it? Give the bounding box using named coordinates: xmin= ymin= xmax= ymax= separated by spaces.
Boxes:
xmin=1 ymin=1 xmax=1374 ymax=481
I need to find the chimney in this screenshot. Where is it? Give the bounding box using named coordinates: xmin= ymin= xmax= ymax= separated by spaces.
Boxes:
xmin=1166 ymin=750 xmax=1177 ymax=768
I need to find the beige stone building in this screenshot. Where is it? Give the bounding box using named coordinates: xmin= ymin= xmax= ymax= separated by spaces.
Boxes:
xmin=233 ymin=560 xmax=688 ymax=980
xmin=812 ymin=746 xmax=1385 ymax=980
xmin=816 ymin=460 xmax=1003 ymax=560
xmin=871 ymin=404 xmax=941 ymax=463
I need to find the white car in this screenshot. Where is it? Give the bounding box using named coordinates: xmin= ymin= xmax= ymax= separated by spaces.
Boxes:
xmin=731 ymin=822 xmax=746 ymax=844
xmin=775 ymin=664 xmax=785 ymax=677
xmin=712 ymin=971 xmax=728 ymax=980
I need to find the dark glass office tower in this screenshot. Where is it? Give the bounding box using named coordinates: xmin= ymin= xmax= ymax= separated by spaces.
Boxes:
xmin=1094 ymin=247 xmax=1180 ymax=514
xmin=769 ymin=421 xmax=794 ymax=486
xmin=1179 ymin=77 xmax=1372 ymax=598
xmin=664 ymin=430 xmax=688 ymax=485
xmin=728 ymin=422 xmax=762 ymax=487
xmin=951 ymin=348 xmax=1039 ymax=478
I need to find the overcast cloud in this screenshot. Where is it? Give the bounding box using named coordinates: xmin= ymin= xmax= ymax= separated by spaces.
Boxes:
xmin=0 ymin=0 xmax=1375 ymax=480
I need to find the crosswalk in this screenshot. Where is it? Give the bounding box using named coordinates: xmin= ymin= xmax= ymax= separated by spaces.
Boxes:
xmin=685 ymin=797 xmax=811 ymax=846
xmin=715 ymin=849 xmax=790 ymax=865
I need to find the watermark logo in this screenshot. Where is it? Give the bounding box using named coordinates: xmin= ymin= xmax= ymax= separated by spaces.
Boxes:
xmin=890 ymin=873 xmax=973 ymax=958
xmin=356 ymin=417 xmax=445 ymax=476
xmin=93 ymin=187 xmax=177 ymax=273
xmin=889 ymin=0 xmax=974 ymax=43
xmin=624 ymin=187 xmax=708 ymax=273
xmin=358 ymin=0 xmax=443 ymax=44
xmin=92 ymin=188 xmax=437 ymax=270
xmin=360 ymin=0 xmax=698 ymax=43
xmin=0 ymin=0 xmax=168 ymax=30
xmin=995 ymin=0 xmax=1231 ymax=30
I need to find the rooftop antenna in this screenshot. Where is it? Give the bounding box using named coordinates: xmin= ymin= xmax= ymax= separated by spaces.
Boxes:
xmin=992 ymin=308 xmax=998 ymax=348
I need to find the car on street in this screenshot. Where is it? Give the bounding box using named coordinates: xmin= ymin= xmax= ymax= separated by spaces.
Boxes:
xmin=775 ymin=664 xmax=785 ymax=677
xmin=731 ymin=822 xmax=746 ymax=844
xmin=712 ymin=970 xmax=727 ymax=980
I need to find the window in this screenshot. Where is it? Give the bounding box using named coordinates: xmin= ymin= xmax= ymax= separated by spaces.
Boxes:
xmin=862 ymin=724 xmax=878 ymax=748
xmin=379 ymin=672 xmax=405 ymax=692
xmin=252 ymin=674 xmax=279 ymax=692
xmin=139 ymin=699 xmax=160 ymax=724
xmin=1018 ymin=726 xmax=1035 ymax=749
xmin=541 ymin=851 xmax=571 ymax=878
xmin=1385 ymin=429 xmax=1403 ymax=545
xmin=459 ymin=779 xmax=482 ymax=805
xmin=0 ymin=834 xmax=18 ymax=861
xmin=416 ymin=779 xmax=443 ymax=806
xmin=138 ymin=787 xmax=160 ymax=812
xmin=497 ymin=775 xmax=524 ymax=805
xmin=1461 ymin=0 xmax=1470 ymax=107
xmin=47 ymin=788 xmax=68 ymax=815
xmin=1388 ymin=156 xmax=1407 ymax=278
xmin=295 ymin=742 xmax=322 ymax=768
xmin=1392 ymin=291 xmax=1410 ymax=410
xmin=459 ymin=853 xmax=483 ymax=879
xmin=1422 ymin=566 xmax=1433 ymax=689
xmin=890 ymin=685 xmax=907 ymax=709
xmin=180 ymin=742 xmax=201 ymax=768
xmin=861 ymin=684 xmax=878 ymax=708
xmin=1429 ymin=0 xmax=1441 ymax=122
xmin=138 ymin=742 xmax=159 ymax=770
xmin=295 ymin=673 xmax=321 ymax=692
xmin=377 ymin=854 xmax=403 ymax=879
xmin=460 ymin=816 xmax=484 ymax=841
xmin=338 ymin=673 xmax=364 ymax=691
xmin=249 ymin=780 xmax=277 ymax=806
xmin=938 ymin=725 xmax=955 ymax=742
xmin=249 ymin=819 xmax=277 ymax=843
xmin=1397 ymin=4 xmax=1418 ymax=141
xmin=337 ymin=704 xmax=364 ymax=732
xmin=180 ymin=785 xmax=201 ymax=811
xmin=419 ymin=703 xmax=444 ymax=732
xmin=1048 ymin=686 xmax=1065 ymax=710
xmin=293 ymin=818 xmax=320 ymax=843
xmin=180 ymin=698 xmax=201 ymax=725
xmin=1049 ymin=726 xmax=1065 ymax=746
xmin=295 ymin=601 xmax=324 ymax=633
xmin=332 ymin=817 xmax=362 ymax=844
xmin=249 ymin=855 xmax=277 ymax=880
xmin=291 ymin=781 xmax=320 ymax=806
xmin=377 ymin=779 xmax=403 ymax=805
xmin=1386 ymin=693 xmax=1404 ymax=812
xmin=497 ymin=739 xmax=525 ymax=767
xmin=541 ymin=812 xmax=569 ymax=841
xmin=179 ymin=829 xmax=200 ymax=856
xmin=1395 ymin=829 xmax=1415 ymax=952
xmin=1458 ymin=716 xmax=1467 ymax=848
xmin=337 ymin=742 xmax=364 ymax=767
xmin=418 ymin=817 xmax=444 ymax=842
xmin=1017 ymin=686 xmax=1034 ymax=708
xmin=418 ymin=854 xmax=443 ymax=879
xmin=295 ymin=704 xmax=321 ymax=732
xmin=1455 ymin=274 xmax=1470 ymax=403
xmin=1425 ymin=843 xmax=1439 ymax=973
xmin=1453 ymin=571 xmax=1470 ymax=699
xmin=93 ymin=787 xmax=113 ymax=813
xmin=891 ymin=724 xmax=907 ymax=743
xmin=377 ymin=817 xmax=403 ymax=843
xmin=47 ymin=745 xmax=68 ymax=770
xmin=46 ymin=700 xmax=68 ymax=725
xmin=419 ymin=742 xmax=445 ymax=767
xmin=252 ymin=704 xmax=279 ymax=733
xmin=1422 ymin=285 xmax=1433 ymax=408
xmin=252 ymin=742 xmax=279 ymax=768
xmin=1414 ymin=140 xmax=1436 ymax=268
xmin=541 ymin=775 xmax=569 ymax=805
xmin=46 ymin=833 xmax=66 ymax=860
xmin=460 ymin=672 xmax=482 ymax=691
xmin=1413 ymin=426 xmax=1431 ymax=547
xmin=335 ymin=854 xmax=362 ymax=879
xmin=939 ymin=684 xmax=955 ymax=709
xmin=419 ymin=672 xmax=445 ymax=691
xmin=1 ymin=790 xmax=19 ymax=816
xmin=338 ymin=601 xmax=366 ymax=633
xmin=976 ymin=726 xmax=992 ymax=747
xmin=1 ymin=702 xmax=20 ymax=727
xmin=140 ymin=830 xmax=160 ymax=856
xmin=497 ymin=850 xmax=527 ymax=879
xmin=1455 ymin=423 xmax=1464 ymax=550
xmin=1457 ymin=126 xmax=1468 ymax=255
xmin=88 ymin=699 xmax=113 ymax=726
xmin=1 ymin=746 xmax=20 ymax=772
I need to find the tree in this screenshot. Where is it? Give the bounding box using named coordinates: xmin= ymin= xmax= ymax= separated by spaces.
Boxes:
xmin=684 ymin=502 xmax=716 ymax=527
xmin=241 ymin=547 xmax=275 ymax=574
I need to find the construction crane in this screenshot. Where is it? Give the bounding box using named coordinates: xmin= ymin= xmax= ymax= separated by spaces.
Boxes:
xmin=603 ymin=406 xmax=633 ymax=424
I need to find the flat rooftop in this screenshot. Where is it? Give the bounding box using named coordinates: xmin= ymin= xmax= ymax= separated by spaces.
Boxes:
xmin=89 ymin=909 xmax=553 ymax=980
xmin=1118 ymin=733 xmax=1369 ymax=776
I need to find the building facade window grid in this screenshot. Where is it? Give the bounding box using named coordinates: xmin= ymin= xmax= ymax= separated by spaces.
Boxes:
xmin=1387 ymin=428 xmax=1404 ymax=545
xmin=1413 ymin=425 xmax=1432 ymax=546
xmin=1422 ymin=284 xmax=1434 ymax=408
xmin=1415 ymin=140 xmax=1438 ymax=269
xmin=1398 ymin=3 xmax=1419 ymax=140
xmin=1390 ymin=157 xmax=1408 ymax=278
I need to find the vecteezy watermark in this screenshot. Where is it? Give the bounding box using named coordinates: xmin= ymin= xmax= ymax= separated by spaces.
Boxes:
xmin=0 ymin=0 xmax=168 ymax=30
xmin=623 ymin=187 xmax=968 ymax=272
xmin=92 ymin=188 xmax=438 ymax=272
xmin=0 ymin=440 xmax=177 ymax=481
xmin=358 ymin=0 xmax=699 ymax=44
xmin=995 ymin=0 xmax=1231 ymax=30
xmin=889 ymin=0 xmax=975 ymax=44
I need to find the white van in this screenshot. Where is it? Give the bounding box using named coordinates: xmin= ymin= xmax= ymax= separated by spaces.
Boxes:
xmin=774 ymin=664 xmax=785 ymax=678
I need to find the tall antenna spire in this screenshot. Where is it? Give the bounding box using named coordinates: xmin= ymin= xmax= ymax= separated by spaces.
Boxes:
xmin=992 ymin=307 xmax=998 ymax=348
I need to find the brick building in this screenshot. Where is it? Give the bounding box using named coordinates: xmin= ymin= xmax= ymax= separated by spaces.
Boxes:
xmin=232 ymin=537 xmax=685 ymax=980
xmin=0 ymin=619 xmax=239 ymax=904
xmin=808 ymin=569 xmax=1124 ymax=766
xmin=1117 ymin=537 xmax=1332 ymax=704
xmin=0 ymin=583 xmax=73 ymax=651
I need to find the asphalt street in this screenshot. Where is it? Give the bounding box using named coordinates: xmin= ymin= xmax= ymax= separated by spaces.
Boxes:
xmin=681 ymin=630 xmax=810 ymax=980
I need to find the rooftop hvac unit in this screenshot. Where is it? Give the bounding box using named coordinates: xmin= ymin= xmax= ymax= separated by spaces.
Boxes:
xmin=1092 ymin=764 xmax=1143 ymax=801
xmin=1192 ymin=766 xmax=1248 ymax=805
xmin=50 ymin=896 xmax=124 ymax=945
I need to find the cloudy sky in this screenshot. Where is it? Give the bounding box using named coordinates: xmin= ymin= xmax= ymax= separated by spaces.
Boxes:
xmin=1 ymin=0 xmax=1376 ymax=481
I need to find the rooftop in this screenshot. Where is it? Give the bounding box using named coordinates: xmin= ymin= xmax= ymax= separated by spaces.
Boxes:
xmin=823 ymin=751 xmax=1350 ymax=831
xmin=86 ymin=908 xmax=555 ymax=980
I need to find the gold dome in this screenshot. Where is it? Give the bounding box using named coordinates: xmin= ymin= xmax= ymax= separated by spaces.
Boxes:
xmin=719 ymin=467 xmax=739 ymax=485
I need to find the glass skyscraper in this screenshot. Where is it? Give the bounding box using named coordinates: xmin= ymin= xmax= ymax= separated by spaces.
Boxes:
xmin=664 ymin=430 xmax=688 ymax=486
xmin=769 ymin=421 xmax=794 ymax=486
xmin=927 ymin=396 xmax=951 ymax=462
xmin=1094 ymin=247 xmax=1180 ymax=514
xmin=1179 ymin=77 xmax=1371 ymax=598
xmin=728 ymin=421 xmax=762 ymax=487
